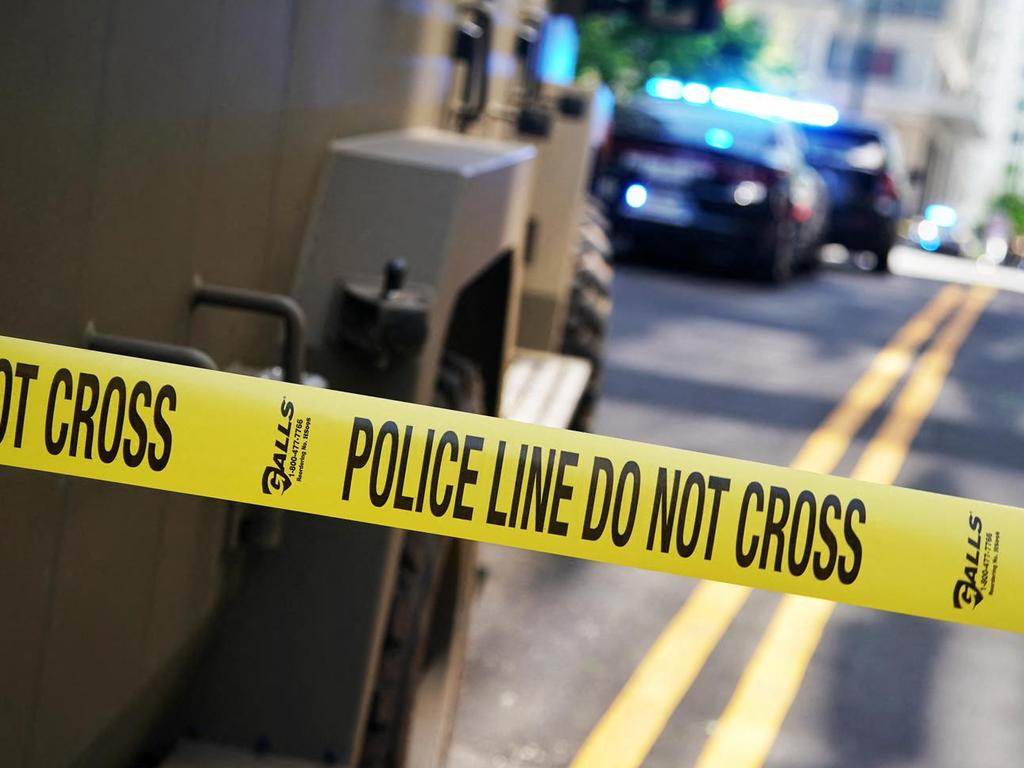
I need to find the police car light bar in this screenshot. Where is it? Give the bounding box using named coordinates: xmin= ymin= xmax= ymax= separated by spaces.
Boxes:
xmin=645 ymin=78 xmax=840 ymax=127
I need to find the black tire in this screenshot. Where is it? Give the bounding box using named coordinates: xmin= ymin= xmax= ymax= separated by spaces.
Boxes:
xmin=359 ymin=353 xmax=482 ymax=768
xmin=797 ymin=236 xmax=822 ymax=274
xmin=800 ymin=248 xmax=821 ymax=273
xmin=563 ymin=200 xmax=614 ymax=432
xmin=754 ymin=220 xmax=796 ymax=284
xmin=872 ymin=243 xmax=892 ymax=273
xmin=434 ymin=351 xmax=487 ymax=413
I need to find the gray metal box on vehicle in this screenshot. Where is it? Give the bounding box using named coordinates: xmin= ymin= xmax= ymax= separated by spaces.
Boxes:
xmin=294 ymin=128 xmax=536 ymax=406
xmin=179 ymin=129 xmax=535 ymax=764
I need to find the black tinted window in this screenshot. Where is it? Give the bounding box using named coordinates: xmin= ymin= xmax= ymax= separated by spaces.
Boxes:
xmin=800 ymin=126 xmax=888 ymax=170
xmin=616 ymin=99 xmax=778 ymax=155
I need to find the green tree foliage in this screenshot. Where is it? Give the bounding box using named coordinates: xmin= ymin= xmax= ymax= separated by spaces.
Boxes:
xmin=578 ymin=12 xmax=787 ymax=98
xmin=992 ymin=192 xmax=1024 ymax=235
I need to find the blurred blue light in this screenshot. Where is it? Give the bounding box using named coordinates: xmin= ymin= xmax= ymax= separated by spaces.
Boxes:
xmin=537 ymin=15 xmax=579 ymax=86
xmin=917 ymin=219 xmax=939 ymax=242
xmin=705 ymin=127 xmax=734 ymax=150
xmin=625 ymin=184 xmax=648 ymax=209
xmin=710 ymin=86 xmax=839 ymax=127
xmin=785 ymin=99 xmax=840 ymax=127
xmin=921 ymin=238 xmax=941 ymax=252
xmin=646 ymin=77 xmax=686 ymax=100
xmin=710 ymin=87 xmax=780 ymax=117
xmin=644 ymin=80 xmax=840 ymax=127
xmin=645 ymin=78 xmax=712 ymax=104
xmin=682 ymin=82 xmax=712 ymax=104
xmin=924 ymin=204 xmax=958 ymax=228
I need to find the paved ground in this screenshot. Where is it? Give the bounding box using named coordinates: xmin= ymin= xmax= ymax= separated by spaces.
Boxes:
xmin=449 ymin=248 xmax=1024 ymax=768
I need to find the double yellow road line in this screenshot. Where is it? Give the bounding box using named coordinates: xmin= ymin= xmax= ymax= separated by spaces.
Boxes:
xmin=571 ymin=283 xmax=996 ymax=768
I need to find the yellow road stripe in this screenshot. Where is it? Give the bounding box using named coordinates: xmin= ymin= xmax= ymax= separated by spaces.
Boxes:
xmin=693 ymin=285 xmax=996 ymax=768
xmin=569 ymin=581 xmax=749 ymax=768
xmin=790 ymin=284 xmax=964 ymax=473
xmin=854 ymin=286 xmax=996 ymax=485
xmin=569 ymin=285 xmax=966 ymax=768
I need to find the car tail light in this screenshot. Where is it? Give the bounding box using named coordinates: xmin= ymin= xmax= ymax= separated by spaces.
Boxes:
xmin=875 ymin=172 xmax=900 ymax=215
xmin=877 ymin=173 xmax=898 ymax=200
xmin=791 ymin=203 xmax=814 ymax=223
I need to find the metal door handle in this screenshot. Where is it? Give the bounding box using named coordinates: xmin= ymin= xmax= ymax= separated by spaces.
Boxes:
xmin=190 ymin=278 xmax=306 ymax=384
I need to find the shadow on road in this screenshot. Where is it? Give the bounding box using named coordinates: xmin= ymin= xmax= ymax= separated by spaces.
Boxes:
xmin=617 ymin=243 xmax=817 ymax=285
xmin=822 ymin=610 xmax=945 ymax=768
xmin=815 ymin=464 xmax=957 ymax=768
xmin=901 ymin=294 xmax=1024 ymax=487
xmin=609 ymin=258 xmax=934 ymax=366
xmin=602 ymin=360 xmax=843 ymax=435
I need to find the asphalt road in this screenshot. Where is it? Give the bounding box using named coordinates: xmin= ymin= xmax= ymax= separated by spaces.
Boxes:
xmin=449 ymin=247 xmax=1024 ymax=768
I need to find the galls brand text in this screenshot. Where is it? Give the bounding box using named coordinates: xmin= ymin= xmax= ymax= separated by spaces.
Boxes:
xmin=261 ymin=397 xmax=311 ymax=495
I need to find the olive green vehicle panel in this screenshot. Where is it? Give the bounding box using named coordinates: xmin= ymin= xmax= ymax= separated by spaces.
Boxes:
xmin=0 ymin=1 xmax=534 ymax=766
xmin=0 ymin=0 xmax=459 ymax=348
xmin=516 ymin=86 xmax=604 ymax=352
xmin=184 ymin=130 xmax=534 ymax=762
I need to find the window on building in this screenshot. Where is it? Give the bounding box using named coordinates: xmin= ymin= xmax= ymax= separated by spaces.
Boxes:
xmin=827 ymin=38 xmax=902 ymax=82
xmin=842 ymin=0 xmax=947 ymax=17
xmin=881 ymin=0 xmax=947 ymax=17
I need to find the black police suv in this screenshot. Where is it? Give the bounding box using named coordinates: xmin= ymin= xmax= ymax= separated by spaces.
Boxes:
xmin=799 ymin=119 xmax=907 ymax=273
xmin=596 ymin=96 xmax=828 ymax=282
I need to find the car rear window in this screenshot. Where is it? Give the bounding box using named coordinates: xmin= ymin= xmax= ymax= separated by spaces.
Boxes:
xmin=800 ymin=126 xmax=887 ymax=170
xmin=615 ymin=99 xmax=778 ymax=155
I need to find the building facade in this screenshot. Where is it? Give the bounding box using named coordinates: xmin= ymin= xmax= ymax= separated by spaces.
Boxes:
xmin=735 ymin=0 xmax=1024 ymax=226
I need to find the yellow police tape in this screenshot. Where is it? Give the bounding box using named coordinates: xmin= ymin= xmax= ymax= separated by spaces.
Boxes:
xmin=0 ymin=335 xmax=1019 ymax=633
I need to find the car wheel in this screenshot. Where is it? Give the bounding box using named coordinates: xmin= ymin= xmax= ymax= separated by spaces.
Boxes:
xmin=797 ymin=243 xmax=821 ymax=273
xmin=358 ymin=353 xmax=481 ymax=768
xmin=563 ymin=198 xmax=614 ymax=432
xmin=872 ymin=242 xmax=892 ymax=273
xmin=756 ymin=220 xmax=796 ymax=284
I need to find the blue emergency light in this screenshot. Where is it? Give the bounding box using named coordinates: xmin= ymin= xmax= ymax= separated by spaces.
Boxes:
xmin=924 ymin=204 xmax=958 ymax=228
xmin=537 ymin=15 xmax=579 ymax=86
xmin=705 ymin=127 xmax=734 ymax=149
xmin=644 ymin=78 xmax=840 ymax=127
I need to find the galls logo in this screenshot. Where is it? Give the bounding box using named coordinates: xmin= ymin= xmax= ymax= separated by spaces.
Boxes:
xmin=261 ymin=397 xmax=295 ymax=495
xmin=952 ymin=513 xmax=984 ymax=609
